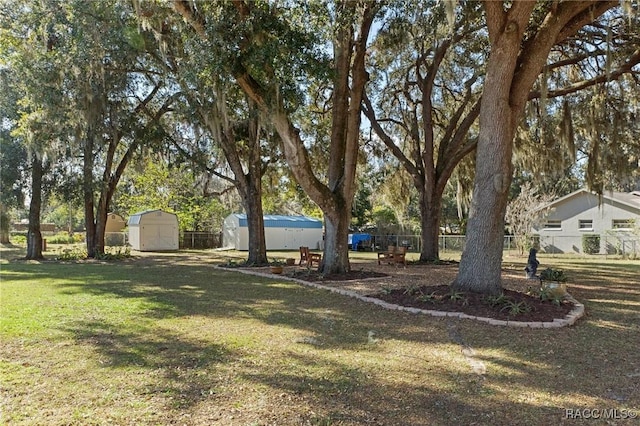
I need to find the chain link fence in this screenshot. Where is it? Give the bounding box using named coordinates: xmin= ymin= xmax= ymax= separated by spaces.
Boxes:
xmin=362 ymin=234 xmax=640 ymax=257
xmin=102 ymin=231 xmax=222 ymax=249
xmin=180 ymin=231 xmax=221 ymax=249
xmin=16 ymin=229 xmax=639 ymax=257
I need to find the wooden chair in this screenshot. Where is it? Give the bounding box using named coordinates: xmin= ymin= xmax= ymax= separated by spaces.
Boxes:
xmin=377 ymin=245 xmax=407 ymax=266
xmin=377 ymin=245 xmax=396 ymax=265
xmin=392 ymin=246 xmax=407 ymax=265
xmin=299 ymin=246 xmax=322 ymax=267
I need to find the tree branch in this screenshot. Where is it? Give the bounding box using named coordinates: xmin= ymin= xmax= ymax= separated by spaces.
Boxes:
xmin=172 ymin=0 xmax=207 ymax=39
xmin=362 ymin=93 xmax=419 ymax=178
xmin=529 ymin=49 xmax=640 ymax=100
xmin=555 ymin=1 xmax=618 ymax=45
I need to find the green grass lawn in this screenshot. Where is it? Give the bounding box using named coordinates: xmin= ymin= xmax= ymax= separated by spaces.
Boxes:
xmin=1 ymin=246 xmax=639 ymax=425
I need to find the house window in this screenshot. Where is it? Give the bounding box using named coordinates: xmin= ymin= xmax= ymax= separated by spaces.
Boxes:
xmin=544 ymin=220 xmax=562 ymax=230
xmin=579 ymin=220 xmax=593 ymax=230
xmin=612 ymin=219 xmax=635 ymax=229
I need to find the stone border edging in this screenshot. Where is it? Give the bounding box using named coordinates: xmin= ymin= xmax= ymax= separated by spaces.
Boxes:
xmin=217 ymin=266 xmax=585 ymax=328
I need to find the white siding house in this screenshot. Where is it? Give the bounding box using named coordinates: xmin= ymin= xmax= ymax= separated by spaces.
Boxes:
xmin=127 ymin=210 xmax=179 ymax=251
xmin=532 ymin=189 xmax=640 ymax=254
xmin=222 ymin=214 xmax=323 ymax=251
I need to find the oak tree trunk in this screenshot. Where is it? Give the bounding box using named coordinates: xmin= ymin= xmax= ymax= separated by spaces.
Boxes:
xmin=321 ymin=200 xmax=352 ymax=274
xmin=452 ymin=122 xmax=514 ymax=295
xmin=452 ymin=9 xmax=522 ymax=295
xmin=244 ymin=182 xmax=268 ymax=266
xmin=83 ymin=132 xmax=97 ymax=258
xmin=26 ymin=156 xmax=44 ymax=260
xmin=418 ymin=190 xmax=442 ymax=262
xmin=0 ymin=209 xmax=10 ymax=244
xmin=93 ymin=194 xmax=109 ymax=256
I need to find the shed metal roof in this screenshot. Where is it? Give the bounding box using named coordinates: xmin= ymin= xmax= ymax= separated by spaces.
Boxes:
xmin=232 ymin=214 xmax=323 ymax=229
xmin=127 ymin=209 xmax=178 ymax=225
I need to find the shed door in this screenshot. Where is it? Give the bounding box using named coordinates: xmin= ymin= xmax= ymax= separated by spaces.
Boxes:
xmin=141 ymin=224 xmax=177 ymax=250
xmin=284 ymin=228 xmax=303 ymax=249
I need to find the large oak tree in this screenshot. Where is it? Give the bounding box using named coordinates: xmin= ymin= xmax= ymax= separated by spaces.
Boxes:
xmin=363 ymin=1 xmax=485 ymax=261
xmin=453 ymin=1 xmax=639 ymax=294
xmin=173 ymin=0 xmax=381 ymax=273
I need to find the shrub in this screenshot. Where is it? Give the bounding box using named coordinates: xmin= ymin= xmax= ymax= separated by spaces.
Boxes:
xmin=582 ymin=234 xmax=600 ymax=254
xmin=540 ymin=268 xmax=568 ymax=282
xmin=105 ymin=233 xmax=126 ymax=246
xmin=56 ymin=246 xmax=88 ymax=260
xmin=11 ymin=234 xmax=27 ymax=244
xmin=528 ymin=235 xmax=540 ymax=251
xmin=47 ymin=232 xmax=77 ymax=244
xmin=95 ymin=247 xmax=131 ymax=260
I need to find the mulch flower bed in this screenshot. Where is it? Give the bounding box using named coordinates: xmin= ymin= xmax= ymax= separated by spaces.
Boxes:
xmin=274 ymin=262 xmax=576 ymax=322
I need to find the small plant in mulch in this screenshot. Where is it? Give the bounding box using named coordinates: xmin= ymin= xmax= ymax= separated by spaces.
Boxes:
xmin=403 ymin=284 xmax=423 ymax=296
xmin=484 ymin=293 xmax=511 ymax=308
xmin=288 ymin=268 xmax=316 ymax=278
xmin=499 ymin=299 xmax=532 ymax=316
xmin=448 ymin=290 xmax=466 ymax=302
xmin=528 ymin=285 xmax=566 ymax=306
xmin=380 ymin=286 xmax=394 ymax=295
xmin=484 ymin=293 xmax=532 ymax=316
xmin=220 ymin=259 xmax=243 ymax=268
xmin=94 ymin=247 xmax=132 ymax=261
xmin=417 ymin=291 xmax=438 ymax=303
xmin=540 ymin=268 xmax=568 ymax=282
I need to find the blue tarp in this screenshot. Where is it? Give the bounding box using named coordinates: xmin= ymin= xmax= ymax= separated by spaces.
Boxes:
xmin=348 ymin=233 xmax=371 ymax=250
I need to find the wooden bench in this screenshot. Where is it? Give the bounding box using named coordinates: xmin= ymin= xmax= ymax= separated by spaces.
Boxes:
xmin=377 ymin=245 xmax=407 ymax=265
xmin=299 ymin=246 xmax=322 ymax=267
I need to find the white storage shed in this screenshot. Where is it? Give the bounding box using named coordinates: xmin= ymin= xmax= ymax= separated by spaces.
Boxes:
xmin=222 ymin=214 xmax=323 ymax=251
xmin=127 ymin=209 xmax=179 ymax=251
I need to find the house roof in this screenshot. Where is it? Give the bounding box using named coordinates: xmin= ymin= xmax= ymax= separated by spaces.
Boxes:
xmin=614 ymin=191 xmax=640 ymax=208
xmin=540 ymin=188 xmax=640 ymax=213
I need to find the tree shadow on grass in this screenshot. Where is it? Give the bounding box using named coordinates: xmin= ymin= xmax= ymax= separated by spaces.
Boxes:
xmin=236 ymin=346 xmax=584 ymax=425
xmin=59 ymin=319 xmax=234 ymax=411
xmin=35 ymin=259 xmax=454 ymax=349
xmin=3 ymin=253 xmax=639 ymax=423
